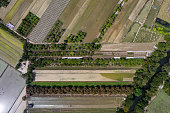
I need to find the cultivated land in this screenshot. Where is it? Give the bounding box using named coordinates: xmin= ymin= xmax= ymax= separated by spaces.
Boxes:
xmin=58 ymin=0 xmax=119 ymax=43
xmin=28 ymin=0 xmax=70 ymax=42
xmin=147 ymin=90 xmax=170 ymax=113
xmin=0 ymin=28 xmax=23 ymax=67
xmin=157 ymin=0 xmax=170 ymax=23
xmin=29 ymin=108 xmax=116 ymax=113
xmin=102 ymin=0 xmax=139 ymax=43
xmin=28 ymin=96 xmax=124 ymax=109
xmin=3 ymin=0 xmax=33 ymax=24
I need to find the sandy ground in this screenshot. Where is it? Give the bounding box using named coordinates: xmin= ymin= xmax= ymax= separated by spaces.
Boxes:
xmin=0 ymin=0 xmax=18 ymax=20
xmin=35 ymin=73 xmax=116 ymax=81
xmin=59 ymin=0 xmax=91 ymax=43
xmin=100 ymin=43 xmax=155 ymax=51
xmin=34 ymin=70 xmax=136 ymax=74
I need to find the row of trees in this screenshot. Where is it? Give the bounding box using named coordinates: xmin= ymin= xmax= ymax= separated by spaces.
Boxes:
xmin=117 ymin=35 xmax=170 ymax=113
xmin=17 ymin=12 xmax=39 ymax=37
xmin=28 ymin=50 xmax=94 ymax=57
xmin=27 ymin=43 xmax=101 ymax=51
xmin=0 ymin=0 xmax=9 ymax=7
xmin=32 ymin=58 xmax=144 ymax=68
xmin=64 ymin=31 xmax=86 ymax=43
xmin=93 ymin=1 xmax=127 ymax=43
xmin=45 ymin=20 xmax=65 ymax=43
xmin=26 ymin=85 xmax=132 ymax=95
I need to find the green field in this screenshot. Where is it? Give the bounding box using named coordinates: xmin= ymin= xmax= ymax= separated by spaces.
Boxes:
xmin=147 ymin=90 xmax=170 ymax=113
xmin=30 ymin=81 xmax=132 ymax=87
xmin=4 ymin=0 xmax=25 ymax=23
xmin=122 ymin=22 xmax=140 ymax=42
xmin=0 ymin=28 xmax=23 ymax=67
xmin=101 ymin=73 xmax=134 ymax=81
xmin=134 ymin=27 xmax=163 ymax=42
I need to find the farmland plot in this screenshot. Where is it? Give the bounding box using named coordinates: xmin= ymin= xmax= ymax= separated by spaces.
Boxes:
xmin=145 ymin=0 xmax=164 ymax=27
xmin=102 ymin=0 xmax=139 ymax=43
xmin=134 ymin=27 xmax=163 ymax=42
xmin=122 ymin=22 xmax=140 ymax=42
xmin=59 ymin=0 xmax=119 ymax=43
xmin=0 ymin=28 xmax=23 ymax=67
xmin=157 ymin=0 xmax=170 ymax=23
xmin=136 ymin=0 xmax=153 ymax=24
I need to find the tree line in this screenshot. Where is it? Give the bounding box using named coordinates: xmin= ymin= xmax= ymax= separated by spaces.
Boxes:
xmin=117 ymin=35 xmax=170 ymax=113
xmin=45 ymin=20 xmax=65 ymax=43
xmin=93 ymin=0 xmax=127 ymax=43
xmin=26 ymin=85 xmax=132 ymax=95
xmin=17 ymin=12 xmax=39 ymax=37
xmin=64 ymin=31 xmax=86 ymax=43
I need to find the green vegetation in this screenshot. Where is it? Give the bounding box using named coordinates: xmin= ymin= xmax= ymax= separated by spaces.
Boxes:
xmin=117 ymin=35 xmax=170 ymax=113
xmin=101 ymin=73 xmax=134 ymax=81
xmin=163 ymin=77 xmax=170 ymax=96
xmin=33 ymin=58 xmax=144 ymax=68
xmin=4 ymin=0 xmax=24 ymax=23
xmin=30 ymin=81 xmax=132 ymax=87
xmin=27 ymin=85 xmax=132 ymax=95
xmin=146 ymin=90 xmax=170 ymax=113
xmin=64 ymin=31 xmax=86 ymax=43
xmin=0 ymin=24 xmax=24 ymax=66
xmin=17 ymin=12 xmax=39 ymax=37
xmin=93 ymin=1 xmax=127 ymax=43
xmin=0 ymin=0 xmax=9 ymax=7
xmin=45 ymin=20 xmax=65 ymax=43
xmin=153 ymin=18 xmax=170 ymax=35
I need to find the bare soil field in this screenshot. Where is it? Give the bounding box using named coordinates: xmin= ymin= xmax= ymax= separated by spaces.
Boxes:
xmin=157 ymin=0 xmax=170 ymax=23
xmin=59 ymin=0 xmax=119 ymax=43
xmin=102 ymin=0 xmax=139 ymax=43
xmin=28 ymin=96 xmax=124 ymax=109
xmin=34 ymin=70 xmax=135 ymax=74
xmin=100 ymin=43 xmax=155 ymax=52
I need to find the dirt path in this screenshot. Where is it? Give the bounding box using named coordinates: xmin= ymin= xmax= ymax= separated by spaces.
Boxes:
xmin=59 ymin=0 xmax=91 ymax=43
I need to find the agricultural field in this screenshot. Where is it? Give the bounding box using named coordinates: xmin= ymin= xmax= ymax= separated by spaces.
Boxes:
xmin=58 ymin=0 xmax=119 ymax=43
xmin=102 ymin=0 xmax=139 ymax=43
xmin=101 ymin=73 xmax=134 ymax=81
xmin=0 ymin=27 xmax=23 ymax=67
xmin=136 ymin=0 xmax=152 ymax=24
xmin=145 ymin=0 xmax=164 ymax=27
xmin=17 ymin=12 xmax=39 ymax=37
xmin=146 ymin=90 xmax=170 ymax=113
xmin=0 ymin=59 xmax=8 ymax=76
xmin=3 ymin=0 xmax=33 ymax=24
xmin=28 ymin=96 xmax=124 ymax=110
xmin=157 ymin=0 xmax=170 ymax=23
xmin=29 ymin=108 xmax=116 ymax=113
xmin=122 ymin=22 xmax=140 ymax=42
xmin=134 ymin=28 xmax=163 ymax=42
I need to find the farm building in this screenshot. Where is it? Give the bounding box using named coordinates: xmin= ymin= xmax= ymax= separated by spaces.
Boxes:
xmin=0 ymin=59 xmax=26 ymax=113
